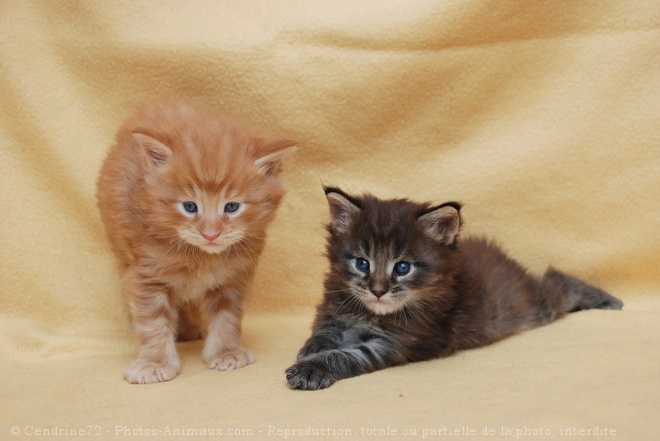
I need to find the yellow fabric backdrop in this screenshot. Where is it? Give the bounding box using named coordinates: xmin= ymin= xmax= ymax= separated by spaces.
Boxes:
xmin=1 ymin=1 xmax=658 ymax=440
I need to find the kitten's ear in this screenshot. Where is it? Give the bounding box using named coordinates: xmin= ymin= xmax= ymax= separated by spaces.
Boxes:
xmin=132 ymin=133 xmax=172 ymax=169
xmin=254 ymin=139 xmax=296 ymax=176
xmin=325 ymin=187 xmax=360 ymax=233
xmin=418 ymin=202 xmax=462 ymax=246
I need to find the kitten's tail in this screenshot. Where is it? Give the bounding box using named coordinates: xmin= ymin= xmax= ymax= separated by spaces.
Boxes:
xmin=539 ymin=268 xmax=623 ymax=319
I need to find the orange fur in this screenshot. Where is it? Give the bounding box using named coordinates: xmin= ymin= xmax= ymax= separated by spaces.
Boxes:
xmin=97 ymin=99 xmax=295 ymax=383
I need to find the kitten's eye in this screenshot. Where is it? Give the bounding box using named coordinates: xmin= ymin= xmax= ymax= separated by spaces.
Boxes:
xmin=355 ymin=258 xmax=370 ymax=273
xmin=182 ymin=202 xmax=198 ymax=213
xmin=394 ymin=261 xmax=412 ymax=276
xmin=224 ymin=202 xmax=240 ymax=213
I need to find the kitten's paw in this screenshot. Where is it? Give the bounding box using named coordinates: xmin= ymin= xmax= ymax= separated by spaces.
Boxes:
xmin=206 ymin=348 xmax=254 ymax=371
xmin=285 ymin=361 xmax=336 ymax=390
xmin=123 ymin=360 xmax=180 ymax=384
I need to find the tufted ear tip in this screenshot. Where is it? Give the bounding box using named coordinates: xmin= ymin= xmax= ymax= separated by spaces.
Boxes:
xmin=254 ymin=140 xmax=296 ymax=176
xmin=325 ymin=188 xmax=360 ymax=233
xmin=132 ymin=132 xmax=172 ymax=169
xmin=418 ymin=202 xmax=462 ymax=246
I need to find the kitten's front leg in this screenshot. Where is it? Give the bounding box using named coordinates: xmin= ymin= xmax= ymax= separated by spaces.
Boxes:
xmin=123 ymin=271 xmax=181 ymax=384
xmin=286 ymin=331 xmax=405 ymax=390
xmin=296 ymin=320 xmax=347 ymax=360
xmin=201 ymin=287 xmax=253 ymax=371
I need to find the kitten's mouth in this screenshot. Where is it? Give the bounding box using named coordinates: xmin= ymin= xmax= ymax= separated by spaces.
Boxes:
xmin=198 ymin=241 xmax=229 ymax=254
xmin=363 ymin=294 xmax=401 ymax=315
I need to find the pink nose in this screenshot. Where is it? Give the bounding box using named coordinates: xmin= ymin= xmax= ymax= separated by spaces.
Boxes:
xmin=202 ymin=231 xmax=221 ymax=242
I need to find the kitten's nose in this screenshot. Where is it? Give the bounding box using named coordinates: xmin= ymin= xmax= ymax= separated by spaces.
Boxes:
xmin=202 ymin=231 xmax=221 ymax=242
xmin=370 ymin=286 xmax=388 ymax=298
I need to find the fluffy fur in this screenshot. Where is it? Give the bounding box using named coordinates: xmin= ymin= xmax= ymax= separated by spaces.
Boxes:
xmin=286 ymin=187 xmax=623 ymax=390
xmin=97 ymin=99 xmax=295 ymax=383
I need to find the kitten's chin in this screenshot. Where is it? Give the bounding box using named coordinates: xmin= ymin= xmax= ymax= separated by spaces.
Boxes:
xmin=362 ymin=296 xmax=403 ymax=316
xmin=185 ymin=239 xmax=232 ymax=254
xmin=198 ymin=243 xmax=230 ymax=254
xmin=179 ymin=235 xmax=238 ymax=255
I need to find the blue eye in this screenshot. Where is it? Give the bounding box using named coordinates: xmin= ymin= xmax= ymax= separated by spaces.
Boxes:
xmin=182 ymin=202 xmax=198 ymax=213
xmin=394 ymin=261 xmax=411 ymax=276
xmin=224 ymin=202 xmax=240 ymax=213
xmin=355 ymin=258 xmax=370 ymax=273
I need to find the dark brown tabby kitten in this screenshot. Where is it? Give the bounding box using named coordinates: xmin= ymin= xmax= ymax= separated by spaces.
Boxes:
xmin=285 ymin=187 xmax=623 ymax=390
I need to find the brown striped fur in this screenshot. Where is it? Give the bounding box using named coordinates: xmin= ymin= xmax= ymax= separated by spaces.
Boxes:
xmin=286 ymin=188 xmax=622 ymax=390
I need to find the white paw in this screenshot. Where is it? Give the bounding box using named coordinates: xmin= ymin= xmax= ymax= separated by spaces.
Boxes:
xmin=123 ymin=359 xmax=180 ymax=384
xmin=205 ymin=348 xmax=254 ymax=371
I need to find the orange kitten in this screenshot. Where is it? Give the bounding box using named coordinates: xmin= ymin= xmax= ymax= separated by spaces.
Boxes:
xmin=97 ymin=99 xmax=295 ymax=384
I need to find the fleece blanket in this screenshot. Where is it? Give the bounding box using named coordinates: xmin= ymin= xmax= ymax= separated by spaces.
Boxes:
xmin=1 ymin=1 xmax=659 ymax=440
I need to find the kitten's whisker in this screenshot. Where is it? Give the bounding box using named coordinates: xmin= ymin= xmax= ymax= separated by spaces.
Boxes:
xmin=332 ymin=293 xmax=362 ymax=319
xmin=407 ymin=299 xmax=442 ymax=333
xmin=242 ymin=232 xmax=265 ymax=241
xmin=227 ymin=243 xmax=246 ymax=270
xmin=322 ymin=289 xmax=353 ymax=295
xmin=237 ymin=239 xmax=258 ymax=263
xmin=230 ymin=242 xmax=254 ymax=274
xmin=160 ymin=238 xmax=186 ymax=261
xmin=396 ymin=303 xmax=410 ymax=328
xmin=235 ymin=241 xmax=253 ymax=264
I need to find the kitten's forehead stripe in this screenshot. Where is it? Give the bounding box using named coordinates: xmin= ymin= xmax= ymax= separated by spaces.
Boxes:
xmin=393 ymin=241 xmax=405 ymax=261
xmin=352 ymin=195 xmax=426 ymax=256
xmin=144 ymin=102 xmax=271 ymax=199
xmin=361 ymin=239 xmax=371 ymax=257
